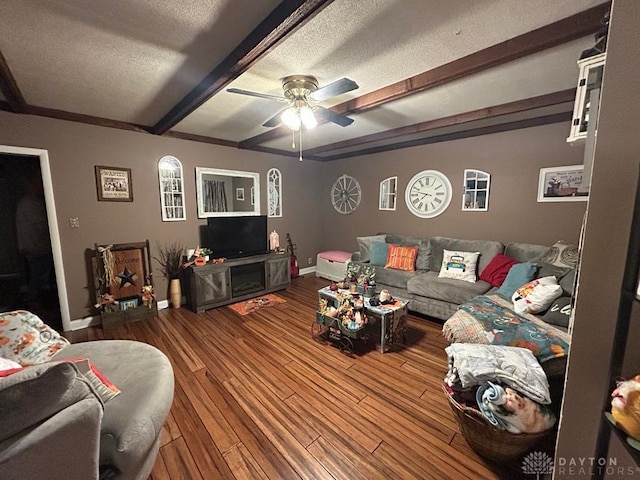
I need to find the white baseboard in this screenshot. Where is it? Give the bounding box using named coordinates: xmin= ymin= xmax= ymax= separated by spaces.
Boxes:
xmin=299 ymin=266 xmax=316 ymax=276
xmin=69 ymin=315 xmax=101 ymax=331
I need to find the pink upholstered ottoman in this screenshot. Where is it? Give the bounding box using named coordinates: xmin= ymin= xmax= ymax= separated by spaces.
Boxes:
xmin=315 ymin=250 xmax=352 ymax=281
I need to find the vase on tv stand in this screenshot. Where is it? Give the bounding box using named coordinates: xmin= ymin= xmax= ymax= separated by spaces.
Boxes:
xmin=170 ymin=278 xmax=182 ymax=308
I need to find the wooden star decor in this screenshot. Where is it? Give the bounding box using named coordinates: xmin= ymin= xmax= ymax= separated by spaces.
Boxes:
xmin=117 ymin=267 xmax=137 ymax=288
xmin=108 ymin=246 xmax=145 ymax=299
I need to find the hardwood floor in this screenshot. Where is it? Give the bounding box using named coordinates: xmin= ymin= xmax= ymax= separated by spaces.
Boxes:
xmin=74 ymin=275 xmax=535 ymax=479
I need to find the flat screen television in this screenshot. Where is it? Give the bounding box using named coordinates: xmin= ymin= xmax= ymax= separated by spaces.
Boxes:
xmin=201 ymin=215 xmax=269 ymax=259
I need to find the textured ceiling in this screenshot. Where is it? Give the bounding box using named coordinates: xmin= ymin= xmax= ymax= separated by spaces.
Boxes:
xmin=0 ymin=0 xmax=609 ymax=160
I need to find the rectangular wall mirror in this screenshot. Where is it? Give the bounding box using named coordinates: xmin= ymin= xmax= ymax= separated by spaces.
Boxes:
xmin=196 ymin=167 xmax=260 ymax=218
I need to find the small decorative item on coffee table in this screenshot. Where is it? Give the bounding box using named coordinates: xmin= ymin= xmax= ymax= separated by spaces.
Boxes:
xmin=346 ymin=263 xmax=377 ymax=297
xmin=314 ymin=293 xmax=371 ymax=356
xmin=315 ymin=286 xmax=408 ymax=353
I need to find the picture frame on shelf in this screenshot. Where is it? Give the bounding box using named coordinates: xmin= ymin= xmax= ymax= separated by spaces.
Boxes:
xmin=118 ymin=297 xmax=139 ymax=311
xmin=537 ymin=165 xmax=588 ymax=203
xmin=95 ymin=165 xmax=133 ymax=202
xmin=236 ymin=187 xmax=245 ymax=201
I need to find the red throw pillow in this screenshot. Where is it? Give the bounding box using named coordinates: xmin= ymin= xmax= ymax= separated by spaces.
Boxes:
xmin=385 ymin=244 xmax=419 ymax=272
xmin=479 ymin=253 xmax=518 ymax=287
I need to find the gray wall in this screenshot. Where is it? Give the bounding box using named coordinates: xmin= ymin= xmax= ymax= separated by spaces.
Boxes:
xmin=0 ymin=113 xmax=324 ymax=322
xmin=320 ymin=122 xmax=587 ymax=253
xmin=556 ymin=0 xmax=640 ymax=476
xmin=0 ymin=96 xmax=587 ymax=326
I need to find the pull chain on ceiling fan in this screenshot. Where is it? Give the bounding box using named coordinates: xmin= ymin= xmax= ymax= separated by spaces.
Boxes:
xmin=227 ymin=75 xmax=359 ymax=160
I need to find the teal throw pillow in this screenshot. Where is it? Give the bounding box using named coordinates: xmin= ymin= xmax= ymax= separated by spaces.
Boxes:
xmin=496 ymin=262 xmax=537 ymax=299
xmin=369 ymin=241 xmax=389 ymax=266
xmin=356 ymin=235 xmax=387 ymax=262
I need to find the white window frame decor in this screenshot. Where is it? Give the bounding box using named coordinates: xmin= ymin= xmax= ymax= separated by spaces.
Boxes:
xmin=267 ymin=168 xmax=282 ymax=217
xmin=462 ymin=169 xmax=490 ymax=211
xmin=379 ymin=176 xmax=397 ymax=211
xmin=158 ymin=155 xmax=186 ymax=221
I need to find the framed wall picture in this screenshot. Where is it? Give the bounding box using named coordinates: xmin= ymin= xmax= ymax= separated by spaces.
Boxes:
xmin=537 ymin=165 xmax=588 ymax=202
xmin=95 ymin=165 xmax=133 ymax=202
xmin=236 ymin=187 xmax=245 ymax=201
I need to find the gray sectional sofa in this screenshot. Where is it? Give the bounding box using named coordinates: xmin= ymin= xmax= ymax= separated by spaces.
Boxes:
xmin=0 ymin=339 xmax=174 ymax=480
xmin=350 ymin=233 xmax=575 ymax=321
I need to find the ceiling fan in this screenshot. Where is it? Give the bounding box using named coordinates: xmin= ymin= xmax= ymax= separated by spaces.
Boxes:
xmin=227 ymin=75 xmax=359 ymax=130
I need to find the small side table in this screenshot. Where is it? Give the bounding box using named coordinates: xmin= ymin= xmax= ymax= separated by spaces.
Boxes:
xmin=317 ymin=287 xmax=408 ymax=353
xmin=365 ymin=297 xmax=409 ymax=352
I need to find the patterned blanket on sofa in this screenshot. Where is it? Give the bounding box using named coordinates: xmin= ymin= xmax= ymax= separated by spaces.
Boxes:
xmin=442 ymin=294 xmax=570 ymax=363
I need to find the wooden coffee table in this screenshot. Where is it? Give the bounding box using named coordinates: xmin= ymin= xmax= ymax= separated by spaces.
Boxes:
xmin=317 ymin=286 xmax=408 ymax=353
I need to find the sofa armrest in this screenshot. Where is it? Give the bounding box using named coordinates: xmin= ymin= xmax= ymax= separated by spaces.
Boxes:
xmin=0 ymin=362 xmax=104 ymax=479
xmin=0 ymin=362 xmax=103 ymax=442
xmin=0 ymin=396 xmax=103 ymax=480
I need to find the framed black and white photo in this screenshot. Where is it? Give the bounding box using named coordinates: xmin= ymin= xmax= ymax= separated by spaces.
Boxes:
xmin=95 ymin=166 xmax=133 ymax=202
xmin=236 ymin=187 xmax=245 ymax=201
xmin=537 ymin=165 xmax=588 ymax=202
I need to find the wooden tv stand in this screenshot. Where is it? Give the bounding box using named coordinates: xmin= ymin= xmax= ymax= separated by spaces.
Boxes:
xmin=183 ymin=252 xmax=291 ymax=313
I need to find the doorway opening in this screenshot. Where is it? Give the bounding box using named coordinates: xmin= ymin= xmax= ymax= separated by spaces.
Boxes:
xmin=0 ymin=147 xmax=69 ymax=331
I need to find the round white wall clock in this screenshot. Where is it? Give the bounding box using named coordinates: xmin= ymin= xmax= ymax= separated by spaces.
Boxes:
xmin=405 ymin=170 xmax=452 ymax=218
xmin=331 ymin=174 xmax=361 ymax=215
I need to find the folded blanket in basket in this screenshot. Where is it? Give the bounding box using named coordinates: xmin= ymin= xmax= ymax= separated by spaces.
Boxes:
xmin=444 ymin=343 xmax=551 ymax=404
xmin=476 ymin=381 xmax=556 ymax=434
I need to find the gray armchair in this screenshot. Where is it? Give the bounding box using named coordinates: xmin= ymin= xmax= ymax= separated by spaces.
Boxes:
xmin=0 ymin=340 xmax=174 ymax=480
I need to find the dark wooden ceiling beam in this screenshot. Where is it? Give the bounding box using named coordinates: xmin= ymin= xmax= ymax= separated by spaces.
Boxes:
xmin=304 ymin=89 xmax=576 ymax=156
xmin=317 ymin=112 xmax=572 ymax=162
xmin=152 ymin=0 xmax=334 ymax=135
xmin=0 ymin=48 xmax=27 ymax=113
xmin=238 ymin=2 xmax=610 ymax=148
xmin=25 ymin=105 xmax=150 ymax=133
xmin=163 ymin=131 xmax=238 ymax=148
xmin=245 ymin=144 xmax=324 ymax=161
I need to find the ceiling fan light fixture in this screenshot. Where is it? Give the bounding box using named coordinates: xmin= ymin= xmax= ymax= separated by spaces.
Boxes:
xmin=299 ymin=105 xmax=317 ymax=129
xmin=281 ymin=107 xmax=301 ymax=130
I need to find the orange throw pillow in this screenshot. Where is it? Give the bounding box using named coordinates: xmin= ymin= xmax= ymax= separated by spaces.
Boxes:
xmin=385 ymin=244 xmax=419 ymax=271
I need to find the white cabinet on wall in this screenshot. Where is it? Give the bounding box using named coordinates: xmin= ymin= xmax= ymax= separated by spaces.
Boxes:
xmin=567 ymin=52 xmax=606 ymax=144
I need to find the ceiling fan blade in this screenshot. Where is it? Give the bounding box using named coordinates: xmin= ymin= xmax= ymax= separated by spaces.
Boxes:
xmin=262 ymin=108 xmax=286 ymax=128
xmin=314 ymin=106 xmax=354 ymax=127
xmin=308 ymin=78 xmax=359 ymax=102
xmin=226 ymin=88 xmax=287 ymax=102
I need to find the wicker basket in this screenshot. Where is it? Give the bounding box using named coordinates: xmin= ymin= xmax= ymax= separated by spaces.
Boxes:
xmin=443 ymin=385 xmax=551 ymax=463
